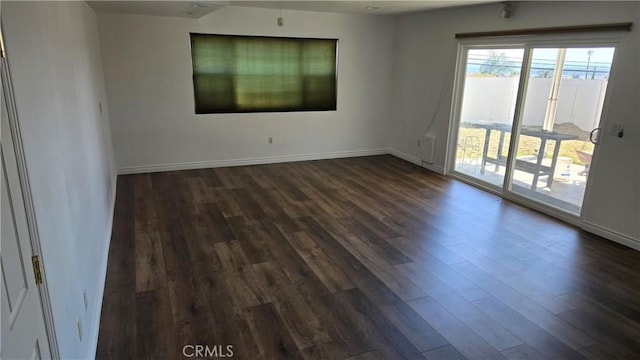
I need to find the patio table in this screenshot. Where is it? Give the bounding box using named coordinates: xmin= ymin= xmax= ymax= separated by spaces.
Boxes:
xmin=462 ymin=122 xmax=578 ymax=190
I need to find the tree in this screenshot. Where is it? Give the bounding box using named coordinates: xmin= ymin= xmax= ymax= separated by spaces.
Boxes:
xmin=535 ymin=69 xmax=553 ymax=78
xmin=479 ymin=51 xmax=514 ymax=77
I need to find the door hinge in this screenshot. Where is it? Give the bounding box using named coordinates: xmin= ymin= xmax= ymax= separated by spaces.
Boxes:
xmin=32 ymin=256 xmax=43 ymax=285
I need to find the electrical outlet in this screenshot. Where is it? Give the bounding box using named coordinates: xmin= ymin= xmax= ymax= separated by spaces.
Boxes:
xmin=268 ymin=137 xmax=273 ymax=144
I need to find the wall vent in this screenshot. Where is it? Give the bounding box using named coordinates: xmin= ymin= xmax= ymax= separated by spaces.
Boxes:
xmin=420 ymin=136 xmax=436 ymax=164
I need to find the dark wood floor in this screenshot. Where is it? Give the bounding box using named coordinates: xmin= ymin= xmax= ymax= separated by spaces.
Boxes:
xmin=97 ymin=155 xmax=640 ymax=359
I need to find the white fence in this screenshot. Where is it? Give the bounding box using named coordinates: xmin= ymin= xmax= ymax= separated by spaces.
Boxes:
xmin=461 ymin=78 xmax=608 ymax=132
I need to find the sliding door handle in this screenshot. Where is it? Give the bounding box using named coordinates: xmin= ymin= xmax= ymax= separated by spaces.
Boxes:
xmin=589 ymin=128 xmax=601 ymax=145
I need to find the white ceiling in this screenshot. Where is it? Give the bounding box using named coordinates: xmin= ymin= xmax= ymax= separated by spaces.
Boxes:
xmin=229 ymin=1 xmax=496 ymax=16
xmin=87 ymin=0 xmax=498 ymax=19
xmin=87 ymin=1 xmax=229 ymax=19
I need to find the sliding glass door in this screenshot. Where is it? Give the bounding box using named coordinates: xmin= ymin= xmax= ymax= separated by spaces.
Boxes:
xmin=451 ymin=43 xmax=615 ymax=216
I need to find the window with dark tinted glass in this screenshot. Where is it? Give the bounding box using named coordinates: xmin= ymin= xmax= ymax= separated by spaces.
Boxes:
xmin=190 ymin=33 xmax=338 ymax=114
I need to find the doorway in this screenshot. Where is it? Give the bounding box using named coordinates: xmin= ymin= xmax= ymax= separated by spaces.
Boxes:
xmin=451 ymin=43 xmax=616 ymax=216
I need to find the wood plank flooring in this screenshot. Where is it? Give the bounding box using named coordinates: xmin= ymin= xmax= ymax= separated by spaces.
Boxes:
xmin=96 ymin=155 xmax=640 ymax=359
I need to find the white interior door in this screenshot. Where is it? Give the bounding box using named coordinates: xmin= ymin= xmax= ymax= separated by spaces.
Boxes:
xmin=1 ymin=58 xmax=52 ymax=360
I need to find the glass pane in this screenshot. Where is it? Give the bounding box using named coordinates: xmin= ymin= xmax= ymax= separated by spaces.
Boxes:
xmin=454 ymin=48 xmax=525 ymax=187
xmin=509 ymin=47 xmax=615 ymax=214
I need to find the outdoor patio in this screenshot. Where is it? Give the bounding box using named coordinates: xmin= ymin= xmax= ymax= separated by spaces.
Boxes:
xmin=456 ymin=158 xmax=588 ymax=214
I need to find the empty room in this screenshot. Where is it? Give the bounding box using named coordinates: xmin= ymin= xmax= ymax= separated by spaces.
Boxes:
xmin=1 ymin=1 xmax=639 ymax=359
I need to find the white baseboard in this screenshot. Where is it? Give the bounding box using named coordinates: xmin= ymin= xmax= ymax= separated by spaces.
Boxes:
xmin=581 ymin=221 xmax=640 ymax=251
xmin=420 ymin=162 xmax=446 ymax=175
xmin=388 ymin=148 xmax=421 ymax=165
xmin=388 ymin=148 xmax=446 ymax=175
xmin=118 ymin=148 xmax=388 ymax=175
xmin=88 ymin=174 xmax=118 ymax=359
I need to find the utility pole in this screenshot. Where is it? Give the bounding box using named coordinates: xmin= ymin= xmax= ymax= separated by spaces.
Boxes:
xmin=585 ymin=50 xmax=594 ymax=79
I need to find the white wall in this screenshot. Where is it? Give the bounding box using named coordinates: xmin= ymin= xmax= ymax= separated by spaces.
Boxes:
xmin=460 ymin=78 xmax=519 ymax=125
xmin=390 ymin=1 xmax=639 ymax=243
xmin=2 ymin=1 xmax=116 ymax=358
xmin=97 ymin=7 xmax=395 ymax=173
xmin=461 ymin=78 xmax=609 ymax=131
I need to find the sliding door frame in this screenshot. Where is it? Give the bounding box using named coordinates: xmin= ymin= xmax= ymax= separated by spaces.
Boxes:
xmin=446 ymin=33 xmax=625 ymax=226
